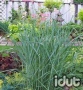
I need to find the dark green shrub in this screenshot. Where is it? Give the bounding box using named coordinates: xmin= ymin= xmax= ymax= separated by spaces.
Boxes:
xmin=9 ymin=7 xmax=24 ymax=23
xmin=74 ymin=0 xmax=83 ymax=4
xmin=9 ymin=8 xmax=19 ymax=23
xmin=62 ymin=22 xmax=83 ymax=40
xmin=62 ymin=22 xmax=83 ymax=32
xmin=0 ymin=21 xmax=9 ymax=34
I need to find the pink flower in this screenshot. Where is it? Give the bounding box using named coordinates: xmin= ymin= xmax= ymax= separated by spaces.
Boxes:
xmin=31 ymin=14 xmax=37 ymax=18
xmin=40 ymin=17 xmax=46 ymax=22
xmin=38 ymin=12 xmax=50 ymax=22
xmin=40 ymin=13 xmax=50 ymax=18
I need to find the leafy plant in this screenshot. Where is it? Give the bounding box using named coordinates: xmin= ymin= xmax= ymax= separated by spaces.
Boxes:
xmin=0 ymin=72 xmax=26 ymax=90
xmin=78 ymin=9 xmax=83 ymax=23
xmin=8 ymin=24 xmax=18 ymax=34
xmin=44 ymin=0 xmax=62 ymax=12
xmin=8 ymin=23 xmax=24 ymax=41
xmin=8 ymin=21 xmax=40 ymax=41
xmin=62 ymin=22 xmax=83 ymax=39
xmin=0 ymin=51 xmax=21 ymax=73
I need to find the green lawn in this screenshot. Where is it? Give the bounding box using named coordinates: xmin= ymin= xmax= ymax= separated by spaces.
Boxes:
xmin=0 ymin=45 xmax=13 ymax=52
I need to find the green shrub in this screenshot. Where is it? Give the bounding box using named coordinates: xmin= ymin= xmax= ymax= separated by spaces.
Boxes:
xmin=62 ymin=22 xmax=83 ymax=32
xmin=44 ymin=0 xmax=62 ymax=12
xmin=62 ymin=22 xmax=83 ymax=40
xmin=9 ymin=7 xmax=25 ymax=23
xmin=74 ymin=0 xmax=83 ymax=4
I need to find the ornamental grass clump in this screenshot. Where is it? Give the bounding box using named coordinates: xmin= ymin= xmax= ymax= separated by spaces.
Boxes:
xmin=14 ymin=20 xmax=73 ymax=90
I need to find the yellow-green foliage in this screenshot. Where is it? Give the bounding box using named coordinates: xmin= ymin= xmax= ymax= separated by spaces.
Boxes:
xmin=0 ymin=72 xmax=25 ymax=90
xmin=5 ymin=72 xmax=25 ymax=84
xmin=44 ymin=0 xmax=62 ymax=12
xmin=0 ymin=80 xmax=3 ymax=89
xmin=8 ymin=24 xmax=18 ymax=33
xmin=78 ymin=9 xmax=83 ymax=23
